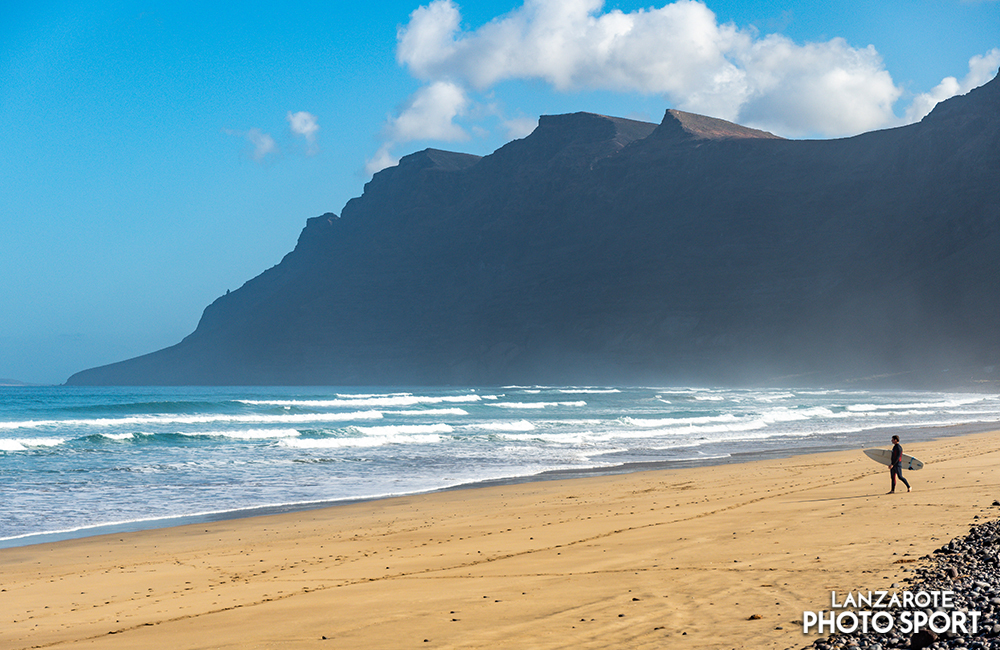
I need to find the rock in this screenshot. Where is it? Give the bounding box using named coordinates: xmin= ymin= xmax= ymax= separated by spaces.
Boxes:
xmin=66 ymin=70 xmax=1000 ymax=388
xmin=909 ymin=629 xmax=937 ymax=649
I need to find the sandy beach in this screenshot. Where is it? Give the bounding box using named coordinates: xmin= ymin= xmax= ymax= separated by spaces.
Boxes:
xmin=3 ymin=429 xmax=1000 ymax=650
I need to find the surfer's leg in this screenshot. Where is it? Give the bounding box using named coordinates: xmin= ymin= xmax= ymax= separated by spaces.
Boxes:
xmin=889 ymin=466 xmax=896 ymax=493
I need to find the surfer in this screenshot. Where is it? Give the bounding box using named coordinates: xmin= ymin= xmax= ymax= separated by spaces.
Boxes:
xmin=889 ymin=435 xmax=911 ymax=494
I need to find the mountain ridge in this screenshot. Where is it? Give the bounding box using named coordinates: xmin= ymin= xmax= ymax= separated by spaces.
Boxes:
xmin=67 ymin=70 xmax=1000 ymax=388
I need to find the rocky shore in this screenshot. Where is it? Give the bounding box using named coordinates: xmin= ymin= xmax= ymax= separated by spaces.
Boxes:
xmin=806 ymin=508 xmax=1000 ymax=650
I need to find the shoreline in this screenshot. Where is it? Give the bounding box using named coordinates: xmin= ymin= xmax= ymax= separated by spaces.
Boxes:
xmin=3 ymin=419 xmax=998 ymax=550
xmin=4 ymin=428 xmax=1000 ymax=649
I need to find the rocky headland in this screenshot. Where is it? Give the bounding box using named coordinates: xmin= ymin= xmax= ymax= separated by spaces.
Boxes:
xmin=67 ymin=71 xmax=1000 ymax=387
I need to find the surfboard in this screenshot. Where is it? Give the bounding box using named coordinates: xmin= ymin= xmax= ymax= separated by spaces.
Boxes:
xmin=864 ymin=448 xmax=924 ymax=471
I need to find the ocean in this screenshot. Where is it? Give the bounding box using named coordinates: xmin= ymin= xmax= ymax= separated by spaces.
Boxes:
xmin=2 ymin=385 xmax=998 ymax=548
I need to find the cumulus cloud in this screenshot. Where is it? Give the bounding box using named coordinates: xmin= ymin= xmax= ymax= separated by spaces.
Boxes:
xmin=287 ymin=111 xmax=320 ymax=154
xmin=399 ymin=0 xmax=745 ymax=95
xmin=394 ymin=0 xmax=909 ymax=138
xmin=369 ymin=0 xmax=998 ymax=172
xmin=733 ymin=37 xmax=901 ymax=137
xmin=903 ymin=48 xmax=1000 ymax=123
xmin=366 ymin=81 xmax=470 ymax=174
xmin=389 ymin=81 xmax=470 ymax=142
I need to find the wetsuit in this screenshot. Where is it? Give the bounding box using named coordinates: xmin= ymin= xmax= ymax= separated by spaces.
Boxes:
xmin=890 ymin=442 xmax=911 ymax=492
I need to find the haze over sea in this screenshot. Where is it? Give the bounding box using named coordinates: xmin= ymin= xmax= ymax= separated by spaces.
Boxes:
xmin=2 ymin=385 xmax=998 ymax=547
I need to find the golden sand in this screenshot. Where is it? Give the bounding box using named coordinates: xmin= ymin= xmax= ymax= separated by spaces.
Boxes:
xmin=3 ymin=430 xmax=999 ymax=650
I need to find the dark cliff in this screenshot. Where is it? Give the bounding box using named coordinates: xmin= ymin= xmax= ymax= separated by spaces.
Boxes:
xmin=68 ymin=72 xmax=1000 ymax=387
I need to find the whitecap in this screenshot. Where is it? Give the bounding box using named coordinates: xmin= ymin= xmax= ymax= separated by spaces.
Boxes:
xmin=353 ymin=424 xmax=453 ymax=436
xmin=280 ymin=434 xmax=443 ymax=449
xmin=622 ymin=414 xmax=741 ymax=428
xmin=847 ymin=396 xmax=985 ymax=412
xmin=390 ymin=408 xmax=469 ymax=416
xmin=0 ymin=410 xmax=384 ymax=429
xmin=176 ymin=429 xmax=301 ymax=440
xmin=464 ymin=420 xmax=536 ymax=432
xmin=100 ymin=433 xmax=135 ymax=441
xmin=239 ymin=395 xmax=482 ymax=408
xmin=488 ymin=401 xmax=587 ymax=409
xmin=0 ymin=438 xmax=66 ymax=451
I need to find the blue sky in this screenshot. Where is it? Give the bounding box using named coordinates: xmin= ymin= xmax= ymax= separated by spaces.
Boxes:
xmin=1 ymin=0 xmax=998 ymax=384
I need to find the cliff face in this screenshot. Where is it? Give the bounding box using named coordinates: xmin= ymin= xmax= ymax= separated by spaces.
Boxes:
xmin=68 ymin=72 xmax=1000 ymax=387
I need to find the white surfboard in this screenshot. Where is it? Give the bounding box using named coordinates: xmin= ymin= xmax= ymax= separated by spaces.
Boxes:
xmin=864 ymin=448 xmax=924 ymax=471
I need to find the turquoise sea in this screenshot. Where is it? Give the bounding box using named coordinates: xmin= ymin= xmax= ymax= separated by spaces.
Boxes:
xmin=2 ymin=385 xmax=998 ymax=547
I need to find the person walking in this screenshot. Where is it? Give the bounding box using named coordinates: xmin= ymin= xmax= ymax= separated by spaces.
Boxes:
xmin=889 ymin=435 xmax=911 ymax=494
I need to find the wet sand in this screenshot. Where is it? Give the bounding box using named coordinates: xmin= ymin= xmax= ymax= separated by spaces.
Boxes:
xmin=3 ymin=430 xmax=1000 ymax=650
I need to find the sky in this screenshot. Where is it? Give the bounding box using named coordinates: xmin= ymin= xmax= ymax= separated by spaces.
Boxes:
xmin=1 ymin=0 xmax=998 ymax=385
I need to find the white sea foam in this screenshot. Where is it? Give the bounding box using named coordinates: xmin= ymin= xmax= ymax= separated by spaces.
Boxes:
xmin=240 ymin=395 xmax=482 ymax=408
xmin=498 ymin=431 xmax=598 ymax=444
xmin=753 ymin=392 xmax=796 ymax=402
xmin=464 ymin=420 xmax=536 ymax=432
xmin=0 ymin=410 xmax=384 ymax=429
xmin=647 ymin=452 xmax=733 ymax=462
xmin=622 ymin=414 xmax=742 ymax=428
xmin=488 ymin=401 xmax=587 ymax=409
xmin=0 ymin=438 xmax=66 ymax=451
xmin=391 ymin=408 xmax=469 ymax=416
xmin=758 ymin=406 xmax=836 ymax=423
xmin=100 ymin=433 xmax=135 ymax=440
xmin=846 ymin=396 xmax=985 ymax=412
xmin=177 ymin=429 xmax=301 ymax=440
xmin=280 ymin=434 xmax=443 ymax=449
xmin=622 ymin=419 xmax=771 ymax=439
xmin=353 ymin=424 xmax=453 ymax=436
xmin=334 ymin=392 xmax=412 ymax=399
xmin=557 ymin=388 xmax=621 ymax=394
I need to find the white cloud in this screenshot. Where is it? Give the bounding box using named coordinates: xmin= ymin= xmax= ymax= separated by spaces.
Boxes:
xmin=503 ymin=116 xmax=539 ymax=140
xmin=246 ymin=128 xmax=277 ymax=161
xmin=366 ymin=80 xmax=470 ymax=174
xmin=396 ymin=0 xmax=462 ymax=77
xmin=903 ymin=48 xmax=1000 ymax=123
xmin=399 ymin=0 xmax=743 ymax=94
xmin=395 ymin=0 xmax=909 ymax=139
xmin=365 ymin=143 xmax=400 ymax=175
xmin=389 ymin=80 xmax=470 ymax=143
xmin=733 ymin=37 xmax=901 ymax=137
xmin=287 ymin=111 xmax=320 ymax=154
xmin=368 ymin=0 xmax=999 ymax=172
